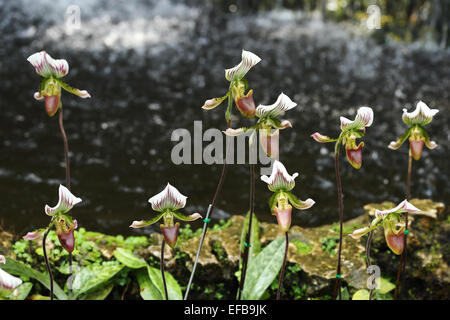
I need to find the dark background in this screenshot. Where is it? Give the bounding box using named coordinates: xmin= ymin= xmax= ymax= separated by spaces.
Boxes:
xmin=0 ymin=0 xmax=448 ymax=237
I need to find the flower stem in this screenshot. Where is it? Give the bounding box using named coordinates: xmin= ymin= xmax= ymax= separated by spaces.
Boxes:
xmin=58 ymin=107 xmax=70 ymax=190
xmin=161 ymin=238 xmax=169 ymax=300
xmin=276 ymin=232 xmax=289 ymax=300
xmin=394 ymin=150 xmax=413 ymax=299
xmin=333 ymin=145 xmax=344 ymax=300
xmin=42 ymin=227 xmax=54 ymax=300
xmin=365 ymin=230 xmax=374 ymax=300
xmin=238 ymin=163 xmax=255 ymax=300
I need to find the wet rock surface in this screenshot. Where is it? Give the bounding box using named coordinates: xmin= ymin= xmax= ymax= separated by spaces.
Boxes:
xmin=173 ymin=199 xmax=449 ymax=298
xmin=0 ymin=199 xmax=447 ymax=299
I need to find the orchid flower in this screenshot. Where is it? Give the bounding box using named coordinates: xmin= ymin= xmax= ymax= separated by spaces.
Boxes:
xmin=349 ymin=200 xmax=421 ymax=255
xmin=27 ymin=51 xmax=91 ymax=117
xmin=261 ymin=160 xmax=315 ymax=232
xmin=311 ymin=106 xmax=374 ymax=169
xmin=130 ymin=183 xmax=202 ymax=248
xmin=388 ymin=101 xmax=439 ymax=160
xmin=24 ymin=185 xmax=81 ymax=253
xmin=0 ymin=255 xmax=23 ymax=294
xmin=224 ymin=93 xmax=297 ymax=158
xmin=201 ymin=50 xmax=261 ymax=122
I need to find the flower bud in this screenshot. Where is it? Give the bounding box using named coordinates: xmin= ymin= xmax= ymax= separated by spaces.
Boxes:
xmin=160 ymin=223 xmax=180 ymax=249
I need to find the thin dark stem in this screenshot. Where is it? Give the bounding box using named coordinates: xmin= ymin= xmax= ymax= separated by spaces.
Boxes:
xmin=276 ymin=232 xmax=289 ymax=300
xmin=58 ymin=107 xmax=70 ymax=190
xmin=365 ymin=231 xmax=374 ymax=300
xmin=161 ymin=238 xmax=168 ymax=300
xmin=238 ymin=163 xmax=255 ymax=300
xmin=42 ymin=227 xmax=54 ymax=300
xmin=184 ymin=136 xmax=231 ymax=300
xmin=394 ymin=151 xmax=413 ymax=300
xmin=68 ymin=252 xmax=73 ymax=294
xmin=333 ymin=148 xmax=344 ymax=300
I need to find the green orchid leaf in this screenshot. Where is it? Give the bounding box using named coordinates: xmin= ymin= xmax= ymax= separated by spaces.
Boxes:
xmin=7 ymin=282 xmax=33 ymax=300
xmin=378 ymin=278 xmax=396 ymax=294
xmin=147 ymin=266 xmax=182 ymax=300
xmin=239 ymin=211 xmax=261 ymax=266
xmin=72 ymin=264 xmax=123 ymax=298
xmin=78 ymin=283 xmax=114 ymax=300
xmin=113 ymin=248 xmax=147 ymax=269
xmin=352 ymin=289 xmax=370 ymax=300
xmin=1 ymin=257 xmax=68 ymax=300
xmin=136 ymin=269 xmax=163 ymax=300
xmin=241 ymin=237 xmax=285 ymax=300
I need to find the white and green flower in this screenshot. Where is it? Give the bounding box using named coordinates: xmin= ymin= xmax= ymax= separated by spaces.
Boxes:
xmin=262 ymin=161 xmax=315 ymax=232
xmin=349 ymin=200 xmax=421 ymax=255
xmin=0 ymin=255 xmax=23 ymax=292
xmin=223 ymin=93 xmax=296 ymax=158
xmin=311 ymin=106 xmax=374 ymax=169
xmin=388 ymin=101 xmax=439 ymax=160
xmin=27 ymin=51 xmax=90 ymax=117
xmin=130 ymin=183 xmax=202 ymax=248
xmin=202 ymin=50 xmax=261 ymax=120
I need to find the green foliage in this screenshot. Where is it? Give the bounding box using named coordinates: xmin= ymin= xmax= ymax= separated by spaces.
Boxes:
xmin=291 ymin=240 xmax=313 ymax=255
xmin=1 ymin=257 xmax=68 ymax=300
xmin=320 ymin=235 xmax=339 ymax=255
xmin=241 ymin=237 xmax=285 ymax=300
xmin=351 ymin=278 xmax=395 ymax=300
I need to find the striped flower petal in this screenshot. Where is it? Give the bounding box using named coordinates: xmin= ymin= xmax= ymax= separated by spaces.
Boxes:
xmin=375 ymin=200 xmax=421 ymax=219
xmin=148 ymin=183 xmax=187 ymax=212
xmin=45 ymin=185 xmax=82 ymax=216
xmin=27 ymin=51 xmax=69 ymax=78
xmin=402 ymin=101 xmax=439 ymax=126
xmin=225 ymin=50 xmax=261 ymax=81
xmin=255 ymin=93 xmax=297 ymax=119
xmin=261 ymin=160 xmax=298 ymax=192
xmin=340 ymin=106 xmax=374 ymax=131
xmin=0 ymin=263 xmax=23 ymax=291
